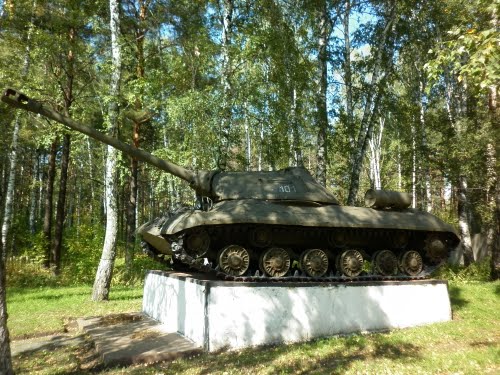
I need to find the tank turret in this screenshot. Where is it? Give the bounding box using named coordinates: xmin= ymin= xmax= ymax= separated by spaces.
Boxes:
xmin=2 ymin=88 xmax=460 ymax=281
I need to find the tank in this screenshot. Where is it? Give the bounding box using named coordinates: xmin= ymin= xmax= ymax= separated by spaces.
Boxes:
xmin=2 ymin=88 xmax=460 ymax=280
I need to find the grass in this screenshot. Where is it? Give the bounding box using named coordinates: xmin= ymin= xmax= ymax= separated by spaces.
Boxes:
xmin=7 ymin=285 xmax=143 ymax=339
xmin=8 ymin=281 xmax=500 ymax=374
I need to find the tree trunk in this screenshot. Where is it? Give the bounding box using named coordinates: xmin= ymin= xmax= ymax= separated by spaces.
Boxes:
xmin=1 ymin=114 xmax=20 ymax=255
xmin=52 ymin=22 xmax=75 ymax=275
xmin=493 ymin=176 xmax=500 ymax=280
xmin=28 ymin=150 xmax=40 ymax=234
xmin=315 ymin=0 xmax=328 ymax=187
xmin=347 ymin=4 xmax=396 ymax=205
xmin=291 ymin=87 xmax=303 ymax=167
xmin=418 ymin=79 xmax=433 ymax=212
xmin=457 ymin=175 xmax=474 ymax=266
xmin=343 ymin=0 xmax=354 ymax=149
xmin=92 ymin=0 xmax=122 ymax=301
xmin=217 ymin=0 xmax=234 ymax=171
xmin=0 ymin=240 xmax=13 ymax=375
xmin=86 ymin=138 xmax=95 ymax=222
xmin=43 ymin=138 xmax=58 ymax=268
xmin=52 ymin=134 xmax=71 ymax=275
xmin=244 ymin=102 xmax=252 ymax=170
xmin=488 ymin=84 xmax=499 ymax=279
xmin=126 ymin=0 xmax=148 ymax=275
xmin=368 ymin=117 xmax=384 ymax=190
xmin=125 ymin=152 xmax=138 ymax=274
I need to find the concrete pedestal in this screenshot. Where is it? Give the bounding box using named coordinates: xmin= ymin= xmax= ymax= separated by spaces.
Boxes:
xmin=142 ymin=271 xmax=452 ymax=352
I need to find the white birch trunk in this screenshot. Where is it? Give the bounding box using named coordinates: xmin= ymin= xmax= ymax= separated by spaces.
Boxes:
xmin=343 ymin=0 xmax=354 ymax=149
xmin=411 ymin=121 xmax=417 ymax=209
xmin=347 ymin=4 xmax=396 ymax=205
xmin=315 ymin=0 xmax=328 ymax=187
xmin=1 ymin=0 xmax=35 ymax=253
xmin=1 ymin=1 xmax=36 ymax=372
xmin=290 ymin=87 xmax=303 ymax=167
xmin=218 ymin=0 xmax=233 ymax=170
xmin=368 ymin=117 xmax=384 ymax=190
xmin=419 ymin=79 xmax=432 ymax=212
xmin=258 ymin=123 xmax=263 ymax=172
xmin=458 ymin=176 xmax=474 ymax=265
xmin=1 ymin=115 xmax=20 ymax=254
xmin=92 ymin=0 xmax=122 ymax=301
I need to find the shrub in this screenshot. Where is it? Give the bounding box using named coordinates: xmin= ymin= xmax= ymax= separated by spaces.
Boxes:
xmin=433 ymin=257 xmax=492 ymax=283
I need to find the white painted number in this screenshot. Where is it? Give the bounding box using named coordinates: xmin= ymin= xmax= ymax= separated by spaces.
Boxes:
xmin=278 ymin=184 xmax=296 ymax=193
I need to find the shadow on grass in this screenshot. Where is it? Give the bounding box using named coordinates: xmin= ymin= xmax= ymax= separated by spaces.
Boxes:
xmin=13 ymin=336 xmax=104 ymax=375
xmin=495 ymin=283 xmax=500 ymax=296
xmin=448 ymin=285 xmax=469 ymax=311
xmin=115 ymin=334 xmax=421 ymax=375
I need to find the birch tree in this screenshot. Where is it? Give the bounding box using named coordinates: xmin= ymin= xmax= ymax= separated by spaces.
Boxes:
xmin=1 ymin=0 xmax=36 ymax=255
xmin=346 ymin=1 xmax=397 ymax=205
xmin=218 ymin=0 xmax=234 ymax=171
xmin=92 ymin=0 xmax=122 ymax=301
xmin=315 ymin=0 xmax=329 ymax=187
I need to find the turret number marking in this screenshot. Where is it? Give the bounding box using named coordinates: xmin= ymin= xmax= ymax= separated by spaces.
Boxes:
xmin=278 ymin=184 xmax=297 ymax=193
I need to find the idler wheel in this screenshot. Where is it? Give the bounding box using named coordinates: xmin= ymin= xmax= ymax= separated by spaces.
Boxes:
xmin=399 ymin=250 xmax=423 ymax=276
xmin=185 ymin=228 xmax=210 ymax=257
xmin=260 ymin=247 xmax=291 ymax=277
xmin=373 ymin=250 xmax=398 ymax=276
xmin=218 ymin=245 xmax=250 ymax=276
xmin=300 ymin=249 xmax=329 ymax=277
xmin=337 ymin=249 xmax=364 ymax=277
xmin=424 ymin=235 xmax=447 ymax=261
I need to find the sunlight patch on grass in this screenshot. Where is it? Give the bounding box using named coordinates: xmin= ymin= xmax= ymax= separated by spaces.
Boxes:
xmin=7 ymin=285 xmax=143 ymax=338
xmin=9 ymin=281 xmax=500 ymax=374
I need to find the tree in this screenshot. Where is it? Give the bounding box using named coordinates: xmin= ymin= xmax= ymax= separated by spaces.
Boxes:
xmin=315 ymin=0 xmax=330 ymax=187
xmin=92 ymin=0 xmax=122 ymax=301
xmin=346 ymin=0 xmax=398 ymax=205
xmin=217 ymin=0 xmax=234 ymax=171
xmin=0 ymin=241 xmax=13 ymax=375
xmin=425 ymin=0 xmax=499 ymax=271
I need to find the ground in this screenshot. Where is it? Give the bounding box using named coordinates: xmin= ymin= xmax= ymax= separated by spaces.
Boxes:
xmin=7 ymin=281 xmax=500 ymax=374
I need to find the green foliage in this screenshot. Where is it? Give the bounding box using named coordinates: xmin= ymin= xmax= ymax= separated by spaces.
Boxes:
xmin=60 ymin=225 xmax=105 ymax=285
xmin=6 ymin=258 xmax=58 ymax=288
xmin=425 ymin=0 xmax=500 ymax=92
xmin=433 ymin=257 xmax=492 ymax=283
xmin=1 ymin=0 xmax=498 ymax=300
xmin=112 ymin=254 xmax=163 ymax=286
xmin=6 ymin=224 xmax=162 ymax=288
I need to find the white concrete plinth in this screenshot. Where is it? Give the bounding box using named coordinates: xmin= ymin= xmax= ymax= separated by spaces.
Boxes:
xmin=142 ymin=271 xmax=452 ymax=352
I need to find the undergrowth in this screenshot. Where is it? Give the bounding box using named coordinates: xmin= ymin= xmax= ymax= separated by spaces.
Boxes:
xmin=6 ymin=224 xmax=166 ymax=288
xmin=432 ymin=257 xmax=492 ymax=283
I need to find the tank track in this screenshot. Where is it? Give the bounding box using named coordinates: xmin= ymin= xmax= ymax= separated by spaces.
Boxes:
xmin=143 ymin=225 xmax=450 ymax=283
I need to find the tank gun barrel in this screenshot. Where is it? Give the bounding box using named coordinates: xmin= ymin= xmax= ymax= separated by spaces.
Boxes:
xmin=2 ymin=88 xmax=212 ymax=195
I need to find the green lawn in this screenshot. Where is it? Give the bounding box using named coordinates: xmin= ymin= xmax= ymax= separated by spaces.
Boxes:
xmin=8 ymin=281 xmax=500 ymax=374
xmin=7 ymin=285 xmax=143 ymax=339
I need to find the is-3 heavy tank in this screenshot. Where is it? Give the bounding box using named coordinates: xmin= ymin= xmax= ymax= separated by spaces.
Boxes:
xmin=2 ymin=88 xmax=460 ymax=281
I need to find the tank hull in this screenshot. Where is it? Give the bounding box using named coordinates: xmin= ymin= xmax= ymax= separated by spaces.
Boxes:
xmin=161 ymin=199 xmax=457 ymax=235
xmin=138 ymin=200 xmax=459 ymax=279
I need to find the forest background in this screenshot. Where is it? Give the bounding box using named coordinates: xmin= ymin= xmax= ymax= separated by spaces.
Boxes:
xmin=0 ymin=0 xmax=499 ymax=298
